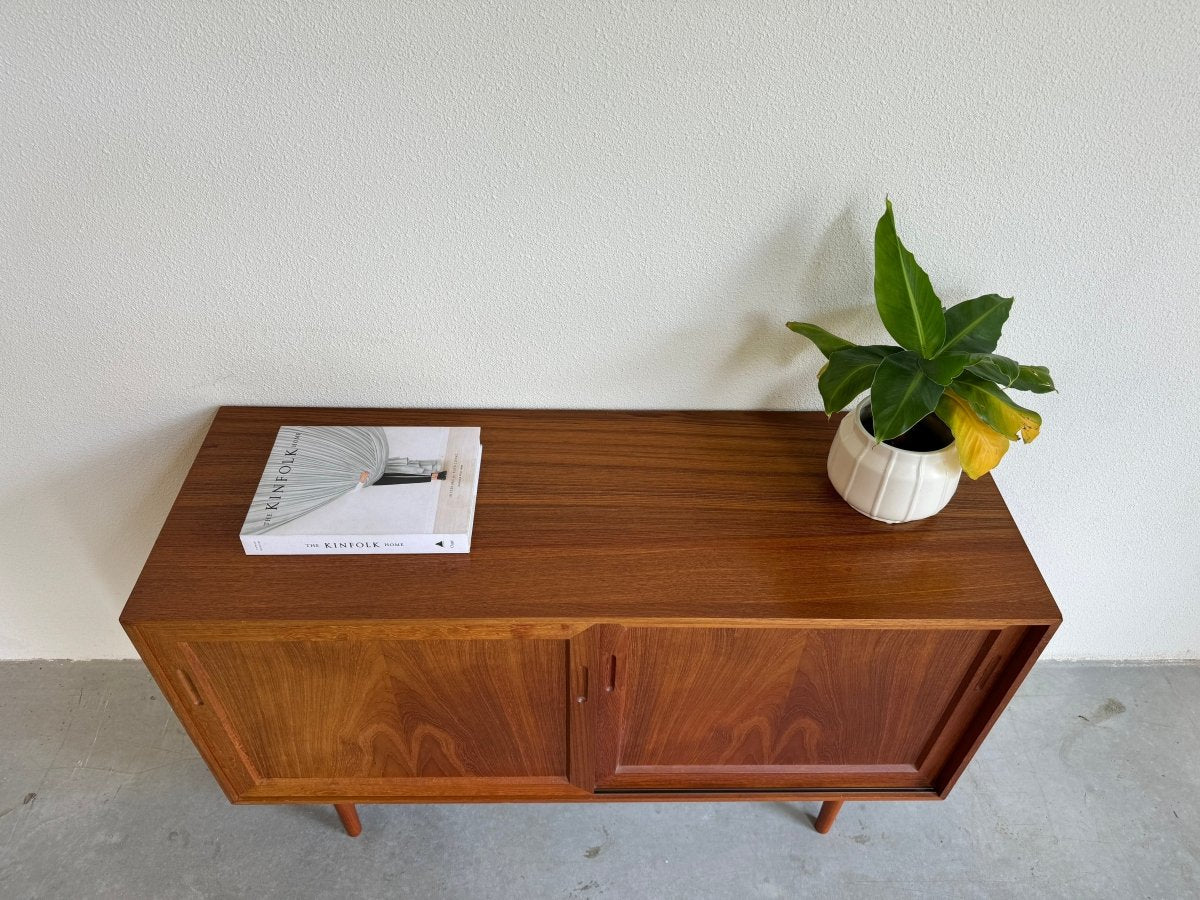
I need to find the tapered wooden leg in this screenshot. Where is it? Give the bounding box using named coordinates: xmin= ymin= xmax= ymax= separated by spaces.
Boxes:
xmin=334 ymin=803 xmax=362 ymax=837
xmin=814 ymin=800 xmax=843 ymax=834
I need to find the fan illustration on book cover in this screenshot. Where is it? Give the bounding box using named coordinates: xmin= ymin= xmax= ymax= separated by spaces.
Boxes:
xmin=242 ymin=426 xmax=450 ymax=535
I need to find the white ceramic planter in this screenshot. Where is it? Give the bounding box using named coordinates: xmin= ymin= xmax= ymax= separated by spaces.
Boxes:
xmin=827 ymin=399 xmax=962 ymax=524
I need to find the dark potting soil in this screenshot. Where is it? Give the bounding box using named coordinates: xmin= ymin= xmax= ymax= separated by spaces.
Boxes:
xmin=861 ymin=409 xmax=954 ymax=452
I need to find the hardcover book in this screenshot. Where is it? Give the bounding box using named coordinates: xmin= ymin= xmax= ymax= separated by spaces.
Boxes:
xmin=239 ymin=425 xmax=482 ymax=555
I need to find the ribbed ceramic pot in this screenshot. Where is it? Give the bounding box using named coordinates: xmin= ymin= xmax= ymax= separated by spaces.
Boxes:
xmin=827 ymin=399 xmax=961 ymax=524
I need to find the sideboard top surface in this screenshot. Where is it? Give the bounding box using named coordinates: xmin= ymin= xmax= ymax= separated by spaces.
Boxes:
xmin=121 ymin=406 xmax=1060 ymax=627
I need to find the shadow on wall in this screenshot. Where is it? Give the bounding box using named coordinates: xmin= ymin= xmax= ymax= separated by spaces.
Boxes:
xmin=4 ymin=409 xmax=217 ymax=626
xmin=630 ymin=204 xmax=877 ymax=408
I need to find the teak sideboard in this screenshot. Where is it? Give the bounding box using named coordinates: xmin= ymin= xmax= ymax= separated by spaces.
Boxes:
xmin=121 ymin=407 xmax=1060 ymax=838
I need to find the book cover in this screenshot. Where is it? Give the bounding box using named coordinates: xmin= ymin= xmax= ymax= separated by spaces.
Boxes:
xmin=239 ymin=425 xmax=482 ymax=555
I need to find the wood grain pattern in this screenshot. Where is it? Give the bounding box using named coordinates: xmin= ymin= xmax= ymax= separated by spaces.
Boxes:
xmin=121 ymin=407 xmax=1059 ymax=628
xmin=175 ymin=637 xmax=568 ymax=783
xmin=593 ymin=627 xmax=990 ymax=791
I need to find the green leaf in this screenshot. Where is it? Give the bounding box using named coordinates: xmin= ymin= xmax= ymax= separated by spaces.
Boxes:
xmin=874 ymin=199 xmax=946 ymax=358
xmin=920 ymin=351 xmax=973 ymax=386
xmin=786 ymin=322 xmax=856 ymax=359
xmin=950 ymin=373 xmax=1042 ymax=442
xmin=1010 ymin=364 xmax=1055 ymax=393
xmin=869 ymin=351 xmax=946 ymax=442
xmin=965 ymin=353 xmax=1021 ymax=386
xmin=940 ymin=294 xmax=1013 ymax=354
xmin=818 ymin=345 xmax=902 ymax=415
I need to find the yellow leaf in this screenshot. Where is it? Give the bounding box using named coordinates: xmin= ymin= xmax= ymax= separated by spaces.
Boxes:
xmin=986 ymin=395 xmax=1040 ymax=444
xmin=935 ymin=391 xmax=1010 ymax=479
xmin=1019 ymin=415 xmax=1039 ymax=443
xmin=953 ymin=378 xmax=1041 ymax=444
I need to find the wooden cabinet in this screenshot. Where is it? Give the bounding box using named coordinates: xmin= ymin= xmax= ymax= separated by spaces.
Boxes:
xmin=122 ymin=408 xmax=1060 ymax=835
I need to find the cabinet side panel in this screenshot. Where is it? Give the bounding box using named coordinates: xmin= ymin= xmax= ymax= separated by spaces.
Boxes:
xmin=125 ymin=624 xmax=258 ymax=800
xmin=933 ymin=623 xmax=1058 ymax=796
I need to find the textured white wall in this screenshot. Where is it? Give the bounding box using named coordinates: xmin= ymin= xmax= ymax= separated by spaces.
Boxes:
xmin=2 ymin=2 xmax=1197 ymax=659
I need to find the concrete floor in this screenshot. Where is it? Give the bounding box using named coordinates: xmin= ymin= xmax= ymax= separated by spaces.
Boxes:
xmin=0 ymin=662 xmax=1197 ymax=899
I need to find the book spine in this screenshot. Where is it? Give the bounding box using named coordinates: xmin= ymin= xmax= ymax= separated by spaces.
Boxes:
xmin=240 ymin=534 xmax=471 ymax=555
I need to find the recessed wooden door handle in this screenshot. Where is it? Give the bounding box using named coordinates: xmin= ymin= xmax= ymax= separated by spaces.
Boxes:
xmin=177 ymin=669 xmax=204 ymax=706
xmin=576 ymin=666 xmax=589 ymax=703
xmin=606 ymin=654 xmax=618 ymax=692
xmin=976 ymin=656 xmax=1003 ymax=691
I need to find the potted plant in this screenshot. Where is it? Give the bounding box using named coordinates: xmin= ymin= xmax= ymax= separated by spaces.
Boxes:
xmin=787 ymin=199 xmax=1054 ymax=523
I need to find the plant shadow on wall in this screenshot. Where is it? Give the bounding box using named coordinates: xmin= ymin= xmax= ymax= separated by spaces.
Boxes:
xmin=3 ymin=409 xmax=217 ymax=625
xmin=635 ymin=205 xmax=879 ymax=408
